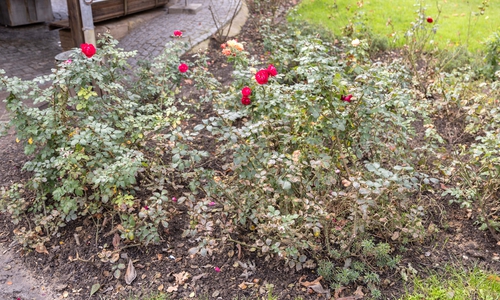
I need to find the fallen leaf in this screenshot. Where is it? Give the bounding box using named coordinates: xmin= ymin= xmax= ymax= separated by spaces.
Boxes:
xmin=299 ymin=275 xmax=323 ymax=287
xmin=158 ymin=284 xmax=164 ymax=291
xmin=124 ymin=259 xmax=137 ymax=285
xmin=166 ymin=285 xmax=178 ymax=293
xmin=112 ymin=233 xmax=120 ymax=249
xmin=309 ymin=283 xmax=331 ymax=299
xmin=342 ymin=178 xmax=351 ymax=187
xmin=157 ymin=254 xmax=163 ymax=261
xmin=236 ymin=244 xmax=242 ymax=259
xmin=334 ymin=286 xmax=347 ymax=299
xmin=173 ymin=271 xmax=190 ymax=285
xmin=191 ymin=273 xmax=207 ymax=285
xmin=487 ymin=275 xmax=500 ymax=282
xmin=110 ymin=252 xmax=120 ymax=263
xmin=6 ymin=281 xmax=12 ymax=285
xmin=35 ymin=243 xmax=49 ymax=255
xmin=353 ymin=286 xmax=364 ymax=298
xmin=89 ymin=283 xmax=100 ymax=297
xmin=238 ymin=282 xmax=248 ymax=290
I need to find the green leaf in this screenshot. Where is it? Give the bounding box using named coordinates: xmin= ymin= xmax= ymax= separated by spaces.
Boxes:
xmin=90 ymin=283 xmax=100 ymax=296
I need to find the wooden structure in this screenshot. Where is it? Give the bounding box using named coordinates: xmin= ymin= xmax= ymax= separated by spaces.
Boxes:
xmin=0 ymin=0 xmax=53 ymax=26
xmin=49 ymin=0 xmax=169 ymax=49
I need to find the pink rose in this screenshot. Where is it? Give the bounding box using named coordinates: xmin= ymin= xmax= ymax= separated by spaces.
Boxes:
xmin=241 ymin=86 xmax=252 ymax=97
xmin=241 ymin=96 xmax=251 ymax=106
xmin=173 ymin=30 xmax=182 ymax=37
xmin=80 ymin=43 xmax=96 ymax=58
xmin=267 ymin=64 xmax=278 ymax=76
xmin=255 ymin=69 xmax=269 ymax=85
xmin=178 ymin=63 xmax=189 ymax=73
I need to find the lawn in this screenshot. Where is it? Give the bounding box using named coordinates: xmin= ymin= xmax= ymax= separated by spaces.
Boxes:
xmin=294 ymin=0 xmax=500 ymax=52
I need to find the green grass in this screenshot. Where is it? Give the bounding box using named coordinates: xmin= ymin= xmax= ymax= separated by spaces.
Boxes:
xmin=400 ymin=266 xmax=500 ymax=300
xmin=293 ymin=0 xmax=500 ymax=52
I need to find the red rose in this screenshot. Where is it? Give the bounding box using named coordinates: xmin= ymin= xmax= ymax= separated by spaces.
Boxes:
xmin=255 ymin=69 xmax=269 ymax=85
xmin=173 ymin=30 xmax=182 ymax=37
xmin=341 ymin=94 xmax=353 ymax=102
xmin=267 ymin=64 xmax=278 ymax=76
xmin=241 ymin=96 xmax=251 ymax=106
xmin=178 ymin=63 xmax=189 ymax=73
xmin=426 ymin=17 xmax=433 ymax=23
xmin=241 ymin=86 xmax=252 ymax=97
xmin=80 ymin=43 xmax=96 ymax=58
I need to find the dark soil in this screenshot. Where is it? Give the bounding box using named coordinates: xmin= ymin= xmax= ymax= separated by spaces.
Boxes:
xmin=1 ymin=2 xmax=500 ymax=300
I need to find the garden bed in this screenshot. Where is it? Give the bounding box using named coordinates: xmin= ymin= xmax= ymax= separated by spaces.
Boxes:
xmin=1 ymin=1 xmax=500 ymax=300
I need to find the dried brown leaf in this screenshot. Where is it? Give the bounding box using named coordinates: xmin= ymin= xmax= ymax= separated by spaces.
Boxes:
xmin=191 ymin=273 xmax=207 ymax=285
xmin=298 ymin=275 xmax=323 ymax=287
xmin=309 ymin=283 xmax=331 ymax=299
xmin=173 ymin=271 xmax=190 ymax=285
xmin=166 ymin=285 xmax=178 ymax=293
xmin=237 ymin=244 xmax=242 ymax=260
xmin=341 ymin=178 xmax=351 ymax=187
xmin=124 ymin=259 xmax=137 ymax=285
xmin=35 ymin=243 xmax=49 ymax=255
xmin=112 ymin=233 xmax=120 ymax=249
xmin=353 ymin=286 xmax=364 ymax=298
xmin=334 ymin=286 xmax=347 ymax=299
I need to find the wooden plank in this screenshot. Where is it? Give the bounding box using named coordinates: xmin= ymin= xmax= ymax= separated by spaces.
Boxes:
xmin=50 ymin=0 xmax=169 ymax=28
xmin=0 ymin=0 xmax=53 ymax=26
xmin=67 ymin=0 xmax=84 ymax=47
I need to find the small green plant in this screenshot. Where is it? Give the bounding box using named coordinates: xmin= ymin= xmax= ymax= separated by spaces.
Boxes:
xmin=401 ymin=266 xmax=500 ymax=300
xmin=481 ymin=29 xmax=500 ymax=79
xmin=317 ymin=239 xmax=396 ymax=298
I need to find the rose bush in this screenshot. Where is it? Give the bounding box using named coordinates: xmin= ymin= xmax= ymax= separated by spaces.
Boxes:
xmin=0 ymin=35 xmax=202 ymax=248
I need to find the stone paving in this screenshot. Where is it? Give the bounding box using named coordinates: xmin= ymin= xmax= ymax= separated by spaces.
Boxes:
xmin=119 ymin=0 xmax=241 ymax=65
xmin=0 ymin=0 xmax=240 ymax=81
xmin=0 ymin=0 xmax=241 ymax=123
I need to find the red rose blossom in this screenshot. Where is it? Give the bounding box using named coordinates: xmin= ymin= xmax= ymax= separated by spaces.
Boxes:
xmin=267 ymin=64 xmax=278 ymax=76
xmin=178 ymin=63 xmax=189 ymax=73
xmin=80 ymin=43 xmax=96 ymax=58
xmin=341 ymin=94 xmax=353 ymax=102
xmin=426 ymin=17 xmax=433 ymax=23
xmin=255 ymin=69 xmax=269 ymax=85
xmin=241 ymin=86 xmax=252 ymax=97
xmin=173 ymin=30 xmax=182 ymax=37
xmin=241 ymin=96 xmax=251 ymax=106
